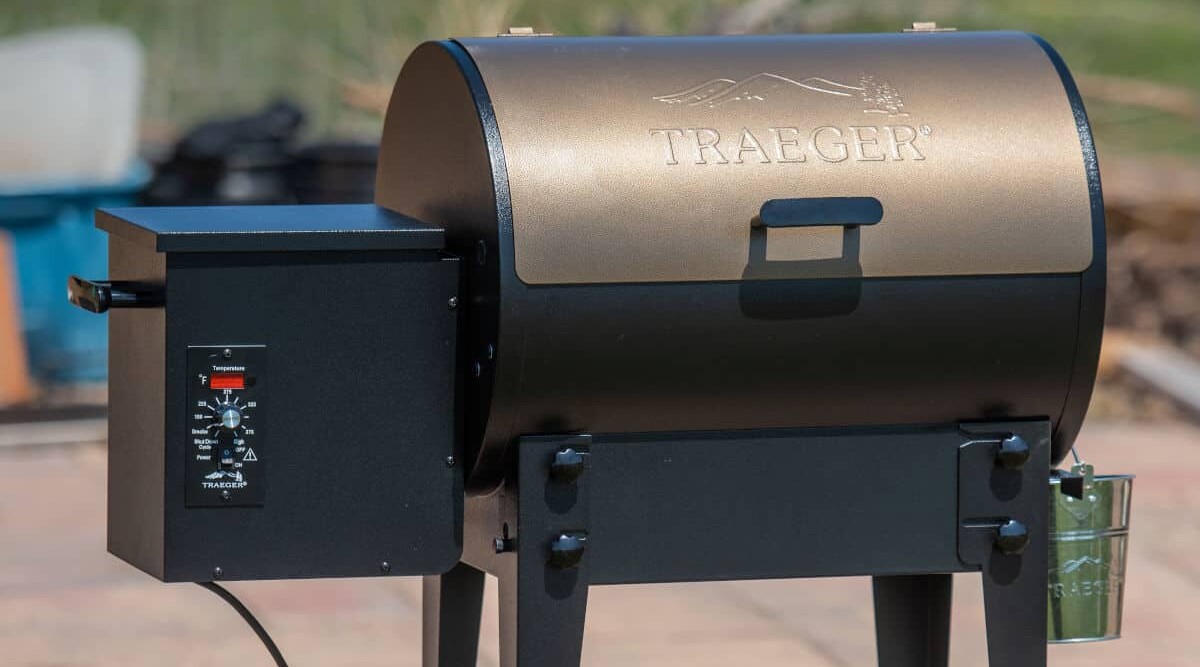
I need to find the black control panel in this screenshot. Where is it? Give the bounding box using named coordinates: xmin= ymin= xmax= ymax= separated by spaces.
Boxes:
xmin=186 ymin=345 xmax=266 ymax=507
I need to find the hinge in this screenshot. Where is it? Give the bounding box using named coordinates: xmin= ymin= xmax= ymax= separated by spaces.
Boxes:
xmin=903 ymin=21 xmax=957 ymax=33
xmin=499 ymin=26 xmax=554 ymax=37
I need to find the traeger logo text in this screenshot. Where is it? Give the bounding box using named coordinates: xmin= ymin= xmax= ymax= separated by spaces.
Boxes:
xmin=649 ymin=125 xmax=929 ymax=166
xmin=650 ymin=72 xmax=931 ymax=165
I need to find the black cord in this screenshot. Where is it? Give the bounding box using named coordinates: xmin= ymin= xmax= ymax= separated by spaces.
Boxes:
xmin=197 ymin=581 xmax=289 ymax=667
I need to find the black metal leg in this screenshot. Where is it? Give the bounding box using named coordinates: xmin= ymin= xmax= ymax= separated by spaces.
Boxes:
xmin=873 ymin=574 xmax=952 ymax=667
xmin=981 ymin=533 xmax=1048 ymax=667
xmin=423 ymin=561 xmax=486 ymax=667
xmin=497 ymin=554 xmax=589 ymax=667
xmin=957 ymin=422 xmax=1051 ymax=667
xmin=494 ymin=434 xmax=592 ymax=667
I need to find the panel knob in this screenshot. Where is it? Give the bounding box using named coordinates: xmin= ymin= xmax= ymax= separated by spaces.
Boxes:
xmin=550 ymin=447 xmax=588 ymax=482
xmin=995 ymin=434 xmax=1031 ymax=470
xmin=994 ymin=519 xmax=1030 ymax=555
xmin=549 ymin=532 xmax=588 ymax=569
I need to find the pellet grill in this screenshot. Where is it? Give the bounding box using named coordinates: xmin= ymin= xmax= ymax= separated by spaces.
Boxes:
xmin=70 ymin=28 xmax=1116 ymax=667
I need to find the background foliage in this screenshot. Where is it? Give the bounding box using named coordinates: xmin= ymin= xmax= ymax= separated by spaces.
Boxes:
xmin=1 ymin=0 xmax=1197 ymax=158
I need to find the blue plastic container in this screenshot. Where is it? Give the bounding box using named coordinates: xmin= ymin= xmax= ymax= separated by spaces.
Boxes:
xmin=0 ymin=165 xmax=148 ymax=382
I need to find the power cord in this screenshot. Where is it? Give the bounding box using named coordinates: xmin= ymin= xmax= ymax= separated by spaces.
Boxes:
xmin=197 ymin=581 xmax=289 ymax=667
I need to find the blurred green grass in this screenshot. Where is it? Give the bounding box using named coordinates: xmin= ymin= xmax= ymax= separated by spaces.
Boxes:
xmin=1 ymin=0 xmax=1197 ymax=158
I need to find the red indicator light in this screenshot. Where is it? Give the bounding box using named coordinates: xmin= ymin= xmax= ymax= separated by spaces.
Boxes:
xmin=210 ymin=372 xmax=245 ymax=390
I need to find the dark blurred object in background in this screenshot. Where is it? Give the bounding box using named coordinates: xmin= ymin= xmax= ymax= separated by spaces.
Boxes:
xmin=140 ymin=100 xmax=304 ymax=206
xmin=1089 ymin=157 xmax=1200 ymax=421
xmin=289 ymin=141 xmax=378 ymax=204
xmin=1106 ymin=159 xmax=1200 ymax=357
xmin=141 ymin=100 xmax=378 ymax=207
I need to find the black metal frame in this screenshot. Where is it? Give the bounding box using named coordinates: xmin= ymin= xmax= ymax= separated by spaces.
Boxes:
xmin=423 ymin=420 xmax=1051 ymax=666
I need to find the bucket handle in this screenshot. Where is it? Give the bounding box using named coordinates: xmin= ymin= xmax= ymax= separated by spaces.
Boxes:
xmin=1055 ymin=446 xmax=1093 ymax=500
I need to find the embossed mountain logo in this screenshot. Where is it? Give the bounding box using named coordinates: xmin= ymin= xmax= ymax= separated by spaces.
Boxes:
xmin=653 ymin=72 xmax=909 ymax=116
xmin=1054 ymin=555 xmax=1109 ymax=575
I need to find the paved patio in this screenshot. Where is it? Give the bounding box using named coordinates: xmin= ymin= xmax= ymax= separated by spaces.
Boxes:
xmin=0 ymin=420 xmax=1194 ymax=666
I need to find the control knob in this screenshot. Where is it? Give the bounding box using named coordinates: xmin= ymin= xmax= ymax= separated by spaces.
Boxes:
xmin=217 ymin=405 xmax=242 ymax=431
xmin=210 ymin=398 xmax=245 ymax=432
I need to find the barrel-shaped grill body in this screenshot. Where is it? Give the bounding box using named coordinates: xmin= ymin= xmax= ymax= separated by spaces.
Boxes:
xmin=375 ymin=32 xmax=1105 ymax=492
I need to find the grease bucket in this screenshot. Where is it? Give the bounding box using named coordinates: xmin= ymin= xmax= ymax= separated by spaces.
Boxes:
xmin=1047 ymin=467 xmax=1133 ymax=643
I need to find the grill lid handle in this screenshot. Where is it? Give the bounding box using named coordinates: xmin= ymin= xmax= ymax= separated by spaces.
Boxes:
xmin=758 ymin=197 xmax=883 ymax=228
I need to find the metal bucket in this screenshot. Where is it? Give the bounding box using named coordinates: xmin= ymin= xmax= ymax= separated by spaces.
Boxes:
xmin=1047 ymin=470 xmax=1134 ymax=643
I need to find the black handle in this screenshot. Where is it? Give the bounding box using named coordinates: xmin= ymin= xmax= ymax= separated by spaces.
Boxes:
xmin=758 ymin=197 xmax=883 ymax=228
xmin=67 ymin=275 xmax=163 ymax=313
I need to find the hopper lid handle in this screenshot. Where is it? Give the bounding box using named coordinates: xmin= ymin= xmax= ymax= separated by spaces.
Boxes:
xmin=67 ymin=275 xmax=163 ymax=313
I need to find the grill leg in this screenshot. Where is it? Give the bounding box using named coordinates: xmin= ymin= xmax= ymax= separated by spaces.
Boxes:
xmin=980 ymin=534 xmax=1049 ymax=666
xmin=956 ymin=423 xmax=1051 ymax=667
xmin=423 ymin=561 xmax=486 ymax=667
xmin=494 ymin=434 xmax=592 ymax=667
xmin=498 ymin=556 xmax=589 ymax=667
xmin=873 ymin=574 xmax=952 ymax=667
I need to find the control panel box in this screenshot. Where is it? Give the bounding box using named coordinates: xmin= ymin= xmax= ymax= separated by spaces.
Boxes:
xmin=99 ymin=206 xmax=462 ymax=582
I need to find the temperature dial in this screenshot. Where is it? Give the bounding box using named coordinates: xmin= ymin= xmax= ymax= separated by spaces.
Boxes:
xmin=217 ymin=405 xmax=242 ymax=431
xmin=208 ymin=396 xmax=250 ymax=434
